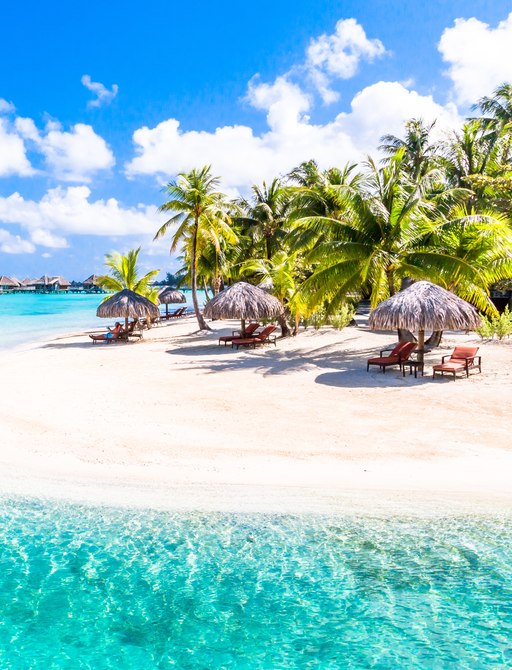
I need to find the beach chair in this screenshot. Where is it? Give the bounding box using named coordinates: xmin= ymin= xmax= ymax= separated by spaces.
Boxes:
xmin=89 ymin=323 xmax=123 ymax=344
xmin=232 ymin=324 xmax=277 ymax=349
xmin=119 ymin=320 xmax=144 ymax=341
xmin=168 ymin=307 xmax=187 ymax=319
xmin=366 ymin=341 xmax=417 ymax=373
xmin=218 ymin=322 xmax=261 ymax=346
xmin=432 ymin=346 xmax=481 ymax=380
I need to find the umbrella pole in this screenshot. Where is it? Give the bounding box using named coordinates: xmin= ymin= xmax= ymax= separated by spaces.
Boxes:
xmin=417 ymin=330 xmax=425 ymax=364
xmin=166 ymin=304 xmax=169 ymax=317
xmin=241 ymin=317 xmax=246 ymax=337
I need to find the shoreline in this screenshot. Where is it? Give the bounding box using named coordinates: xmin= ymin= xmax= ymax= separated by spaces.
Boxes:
xmin=1 ymin=317 xmax=511 ymax=517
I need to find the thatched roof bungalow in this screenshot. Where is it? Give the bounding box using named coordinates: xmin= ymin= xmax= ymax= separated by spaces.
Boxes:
xmin=29 ymin=275 xmax=71 ymax=292
xmin=0 ymin=275 xmax=21 ymax=291
xmin=83 ymin=274 xmax=103 ymax=291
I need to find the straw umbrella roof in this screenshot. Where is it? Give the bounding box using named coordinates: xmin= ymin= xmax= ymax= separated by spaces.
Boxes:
xmin=203 ymin=282 xmax=283 ymax=320
xmin=158 ymin=287 xmax=186 ymax=304
xmin=96 ymin=289 xmax=160 ymax=320
xmin=369 ymin=281 xmax=482 ymax=332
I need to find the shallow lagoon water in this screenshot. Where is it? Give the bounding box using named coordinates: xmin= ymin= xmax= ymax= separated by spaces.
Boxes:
xmin=1 ymin=499 xmax=511 ymax=669
xmin=0 ymin=291 xmax=203 ymax=350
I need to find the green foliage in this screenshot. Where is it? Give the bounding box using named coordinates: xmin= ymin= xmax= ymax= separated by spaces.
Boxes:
xmin=475 ymin=316 xmax=495 ymax=339
xmin=303 ymin=307 xmax=327 ymax=330
xmin=329 ymin=304 xmax=356 ymax=330
xmin=476 ymin=307 xmax=512 ymax=339
xmin=97 ymin=248 xmax=159 ymax=302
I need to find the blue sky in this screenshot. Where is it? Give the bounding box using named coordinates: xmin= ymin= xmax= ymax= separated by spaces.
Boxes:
xmin=1 ymin=0 xmax=512 ymax=280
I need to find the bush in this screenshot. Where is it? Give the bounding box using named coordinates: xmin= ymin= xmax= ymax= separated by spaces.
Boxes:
xmin=476 ymin=306 xmax=512 ymax=340
xmin=475 ymin=316 xmax=494 ymax=339
xmin=493 ymin=306 xmax=512 ymax=340
xmin=329 ymin=304 xmax=356 ymax=330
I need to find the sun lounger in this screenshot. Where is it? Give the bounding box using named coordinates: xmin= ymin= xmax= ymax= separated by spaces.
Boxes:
xmin=218 ymin=322 xmax=261 ymax=346
xmin=89 ymin=323 xmax=123 ymax=344
xmin=166 ymin=307 xmax=187 ymax=319
xmin=432 ymin=346 xmax=481 ymax=380
xmin=366 ymin=341 xmax=417 ymax=373
xmin=232 ymin=324 xmax=277 ymax=349
xmin=119 ymin=320 xmax=144 ymax=340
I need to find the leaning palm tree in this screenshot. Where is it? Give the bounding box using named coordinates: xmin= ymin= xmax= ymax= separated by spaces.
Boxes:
xmin=155 ymin=165 xmax=234 ymax=331
xmin=97 ymin=247 xmax=159 ymax=300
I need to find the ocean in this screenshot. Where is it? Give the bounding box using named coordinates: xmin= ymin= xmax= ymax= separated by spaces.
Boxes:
xmin=0 ymin=291 xmax=202 ymax=350
xmin=0 ymin=499 xmax=511 ymax=668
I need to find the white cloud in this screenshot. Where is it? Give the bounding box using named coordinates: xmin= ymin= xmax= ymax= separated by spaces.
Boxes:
xmin=0 ymin=98 xmax=15 ymax=113
xmin=0 ymin=228 xmax=35 ymax=254
xmin=0 ymin=186 xmax=163 ymax=256
xmin=0 ymin=118 xmax=35 ymax=177
xmin=30 ymin=228 xmax=69 ymax=249
xmin=81 ymin=74 xmax=119 ymax=108
xmin=306 ymin=18 xmax=387 ymax=102
xmin=126 ymin=80 xmax=461 ymax=191
xmin=16 ymin=120 xmax=115 ymax=182
xmin=439 ymin=13 xmax=512 ymax=105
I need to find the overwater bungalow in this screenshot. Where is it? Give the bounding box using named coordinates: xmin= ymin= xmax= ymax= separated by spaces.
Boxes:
xmin=82 ymin=274 xmax=104 ymax=292
xmin=0 ymin=275 xmax=21 ymax=292
xmin=29 ymin=275 xmax=71 ymax=293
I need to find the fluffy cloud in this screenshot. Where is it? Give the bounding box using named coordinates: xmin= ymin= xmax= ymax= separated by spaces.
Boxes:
xmin=0 ymin=186 xmax=168 ymax=254
xmin=0 ymin=228 xmax=35 ymax=254
xmin=0 ymin=118 xmax=35 ymax=177
xmin=439 ymin=13 xmax=512 ymax=105
xmin=81 ymin=74 xmax=119 ymax=108
xmin=306 ymin=18 xmax=387 ymax=102
xmin=29 ymin=228 xmax=69 ymax=249
xmin=0 ymin=187 xmax=162 ymax=243
xmin=126 ymin=79 xmax=461 ymax=191
xmin=125 ymin=15 xmax=463 ymax=191
xmin=0 ymin=99 xmax=15 ymax=113
xmin=16 ymin=120 xmax=115 ymax=182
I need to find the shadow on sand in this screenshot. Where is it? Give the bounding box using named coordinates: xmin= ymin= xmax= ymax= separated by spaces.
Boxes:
xmin=164 ymin=331 xmax=436 ymax=387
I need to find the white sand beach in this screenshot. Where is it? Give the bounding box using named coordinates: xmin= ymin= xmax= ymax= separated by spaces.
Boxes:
xmin=1 ymin=316 xmax=511 ymax=516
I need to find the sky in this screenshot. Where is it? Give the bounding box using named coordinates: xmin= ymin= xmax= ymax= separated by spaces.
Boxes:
xmin=1 ymin=0 xmax=512 ymax=280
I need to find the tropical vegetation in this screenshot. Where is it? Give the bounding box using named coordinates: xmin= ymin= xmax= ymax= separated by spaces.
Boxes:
xmin=154 ymin=83 xmax=512 ymax=338
xmin=97 ymin=247 xmax=160 ymax=301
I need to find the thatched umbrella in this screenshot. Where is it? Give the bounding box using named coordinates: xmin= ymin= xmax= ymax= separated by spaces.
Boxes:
xmin=96 ymin=289 xmax=160 ymax=330
xmin=158 ymin=287 xmax=186 ymax=317
xmin=203 ymin=281 xmax=283 ymax=335
xmin=369 ymin=281 xmax=482 ymax=364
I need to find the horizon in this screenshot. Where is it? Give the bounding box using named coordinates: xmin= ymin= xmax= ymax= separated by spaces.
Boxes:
xmin=1 ymin=0 xmax=512 ymax=279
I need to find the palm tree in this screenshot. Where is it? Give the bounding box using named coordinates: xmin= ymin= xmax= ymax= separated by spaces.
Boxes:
xmin=97 ymin=247 xmax=159 ymax=297
xmin=155 ymin=165 xmax=235 ymax=331
xmin=239 ymin=250 xmax=300 ymax=336
xmin=290 ymin=151 xmax=506 ymax=324
xmin=96 ymin=247 xmax=160 ymax=328
xmin=379 ymin=118 xmax=439 ymax=182
xmin=235 ymin=179 xmax=291 ymax=260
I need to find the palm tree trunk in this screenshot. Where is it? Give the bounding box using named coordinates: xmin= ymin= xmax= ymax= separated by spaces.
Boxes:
xmin=425 ymin=330 xmax=443 ymax=348
xmin=192 ymin=219 xmax=211 ymax=331
xmin=202 ymin=280 xmax=212 ymax=302
xmin=277 ymin=312 xmax=291 ymax=337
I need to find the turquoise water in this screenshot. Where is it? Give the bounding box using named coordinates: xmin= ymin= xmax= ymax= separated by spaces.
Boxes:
xmin=1 ymin=500 xmax=511 ymax=668
xmin=0 ymin=292 xmax=202 ymax=350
